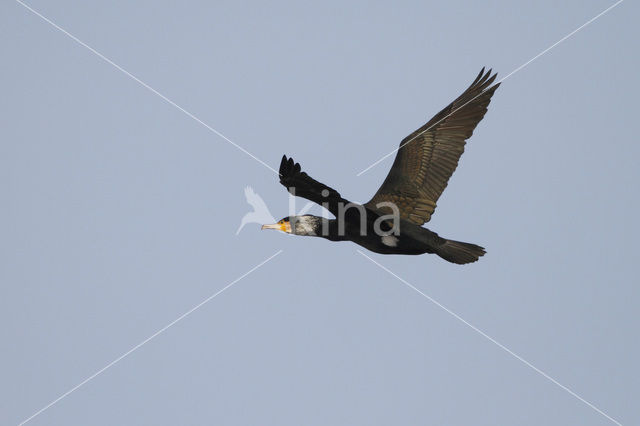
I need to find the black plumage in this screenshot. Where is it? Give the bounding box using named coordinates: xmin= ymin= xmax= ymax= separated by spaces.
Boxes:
xmin=262 ymin=68 xmax=500 ymax=264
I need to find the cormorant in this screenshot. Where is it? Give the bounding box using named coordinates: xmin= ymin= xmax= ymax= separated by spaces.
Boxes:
xmin=262 ymin=68 xmax=500 ymax=264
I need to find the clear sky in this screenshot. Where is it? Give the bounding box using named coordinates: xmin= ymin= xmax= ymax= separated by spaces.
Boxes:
xmin=2 ymin=1 xmax=638 ymax=425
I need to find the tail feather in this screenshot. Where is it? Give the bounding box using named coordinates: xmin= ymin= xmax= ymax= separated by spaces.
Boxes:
xmin=436 ymin=239 xmax=486 ymax=264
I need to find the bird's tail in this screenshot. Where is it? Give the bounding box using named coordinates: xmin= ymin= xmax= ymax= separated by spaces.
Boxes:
xmin=436 ymin=239 xmax=486 ymax=264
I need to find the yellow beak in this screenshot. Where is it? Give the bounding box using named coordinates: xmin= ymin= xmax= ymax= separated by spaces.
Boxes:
xmin=261 ymin=223 xmax=281 ymax=230
xmin=261 ymin=222 xmax=291 ymax=233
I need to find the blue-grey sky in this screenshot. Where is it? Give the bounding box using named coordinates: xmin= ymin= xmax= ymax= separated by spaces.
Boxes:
xmin=2 ymin=1 xmax=638 ymax=425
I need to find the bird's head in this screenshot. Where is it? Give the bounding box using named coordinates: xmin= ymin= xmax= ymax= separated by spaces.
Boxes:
xmin=261 ymin=215 xmax=323 ymax=236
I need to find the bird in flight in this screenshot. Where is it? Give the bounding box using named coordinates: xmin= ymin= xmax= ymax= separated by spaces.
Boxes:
xmin=262 ymin=68 xmax=500 ymax=264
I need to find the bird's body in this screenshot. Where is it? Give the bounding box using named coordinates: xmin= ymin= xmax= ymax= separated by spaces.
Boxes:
xmin=276 ymin=210 xmax=483 ymax=263
xmin=262 ymin=68 xmax=500 ymax=264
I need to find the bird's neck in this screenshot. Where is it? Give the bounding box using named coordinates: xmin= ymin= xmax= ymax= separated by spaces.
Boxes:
xmin=293 ymin=217 xmax=345 ymax=241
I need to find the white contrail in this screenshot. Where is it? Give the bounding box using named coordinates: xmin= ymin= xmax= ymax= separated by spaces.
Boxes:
xmin=358 ymin=251 xmax=622 ymax=426
xmin=356 ymin=0 xmax=624 ymax=176
xmin=15 ymin=0 xmax=279 ymax=175
xmin=18 ymin=250 xmax=283 ymax=425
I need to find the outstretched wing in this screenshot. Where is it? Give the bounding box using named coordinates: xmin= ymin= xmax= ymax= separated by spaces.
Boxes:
xmin=365 ymin=68 xmax=500 ymax=225
xmin=279 ymin=155 xmax=349 ymax=217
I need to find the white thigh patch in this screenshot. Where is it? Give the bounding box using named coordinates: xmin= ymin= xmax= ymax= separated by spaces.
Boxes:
xmin=381 ymin=235 xmax=399 ymax=247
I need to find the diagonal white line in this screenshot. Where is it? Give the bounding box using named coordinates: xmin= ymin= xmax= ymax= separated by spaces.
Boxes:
xmin=356 ymin=0 xmax=624 ymax=177
xmin=357 ymin=250 xmax=622 ymax=426
xmin=18 ymin=250 xmax=283 ymax=426
xmin=14 ymin=0 xmax=279 ymax=175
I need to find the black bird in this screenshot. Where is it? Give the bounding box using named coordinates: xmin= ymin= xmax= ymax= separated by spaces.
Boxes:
xmin=262 ymin=68 xmax=500 ymax=264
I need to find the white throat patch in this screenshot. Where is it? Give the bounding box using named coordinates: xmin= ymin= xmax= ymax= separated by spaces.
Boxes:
xmin=381 ymin=235 xmax=399 ymax=247
xmin=292 ymin=216 xmax=320 ymax=236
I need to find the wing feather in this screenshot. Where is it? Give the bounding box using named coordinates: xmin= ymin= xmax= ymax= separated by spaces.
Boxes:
xmin=365 ymin=68 xmax=500 ymax=225
xmin=278 ymin=155 xmax=348 ymax=217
